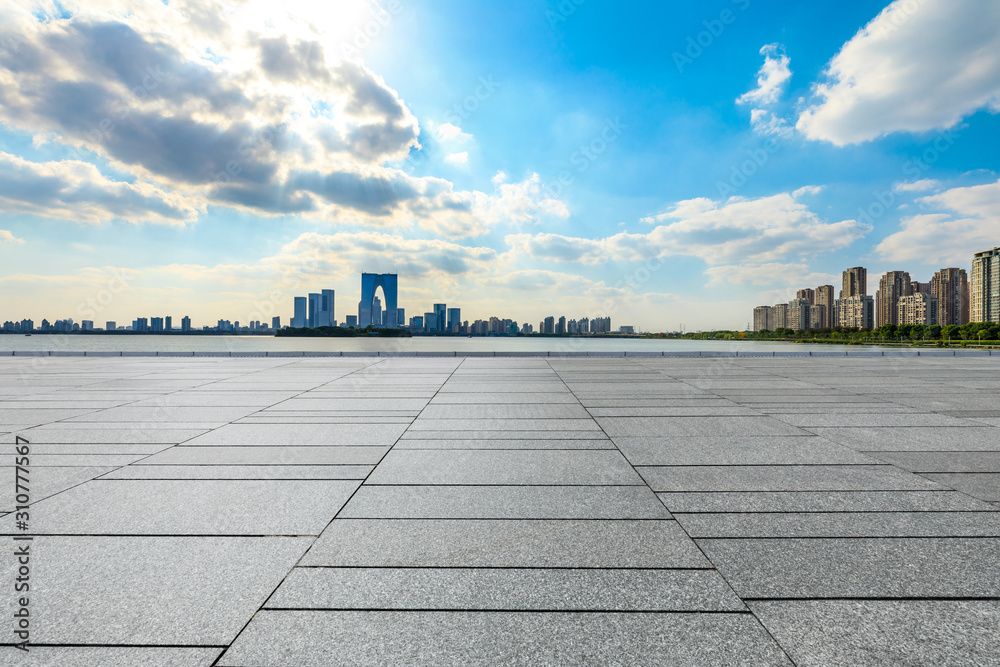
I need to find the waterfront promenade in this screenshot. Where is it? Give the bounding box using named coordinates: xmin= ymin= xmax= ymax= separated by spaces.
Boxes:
xmin=2 ymin=353 xmax=999 ymax=665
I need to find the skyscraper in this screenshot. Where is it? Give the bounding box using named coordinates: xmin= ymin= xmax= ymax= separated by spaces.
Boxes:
xmin=271 ymin=316 xmax=280 ymax=330
xmin=898 ymin=293 xmax=938 ymax=326
xmin=543 ymin=316 xmax=555 ymax=334
xmin=292 ymin=296 xmax=307 ymax=328
xmin=424 ymin=311 xmax=436 ymax=332
xmin=786 ymin=298 xmax=811 ymax=330
xmin=930 ymin=268 xmax=969 ymax=326
xmin=318 ymin=289 xmax=335 ymax=327
xmin=816 ymin=285 xmax=835 ymax=328
xmin=434 ymin=304 xmax=447 ymax=333
xmin=165 ymin=316 xmax=172 ymax=331
xmin=557 ymin=316 xmax=566 ymax=334
xmin=181 ymin=316 xmax=191 ymax=332
xmin=447 ymin=308 xmax=461 ymax=333
xmin=841 ymin=267 xmax=867 ymax=299
xmin=753 ymin=306 xmax=772 ymax=332
xmin=971 ymin=247 xmax=1000 ymax=323
xmin=307 ymin=293 xmax=320 ymax=328
xmin=837 ymin=295 xmax=875 ymax=329
xmin=372 ymin=296 xmax=382 ymax=326
xmin=876 ymin=271 xmax=911 ymax=327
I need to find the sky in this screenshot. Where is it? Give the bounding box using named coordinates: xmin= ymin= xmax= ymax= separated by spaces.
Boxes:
xmin=0 ymin=0 xmax=999 ymax=331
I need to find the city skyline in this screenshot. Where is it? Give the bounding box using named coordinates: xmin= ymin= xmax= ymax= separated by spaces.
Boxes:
xmin=1 ymin=1 xmax=999 ymax=329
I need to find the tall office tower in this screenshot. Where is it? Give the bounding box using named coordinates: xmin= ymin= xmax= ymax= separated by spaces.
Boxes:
xmin=930 ymin=268 xmax=969 ymax=326
xmin=753 ymin=306 xmax=772 ymax=332
xmin=796 ymin=288 xmax=816 ymax=305
xmin=809 ymin=305 xmax=826 ymax=329
xmin=307 ymin=293 xmax=320 ymax=328
xmin=395 ymin=308 xmax=404 ymax=328
xmin=165 ymin=316 xmax=172 ymax=331
xmin=841 ymin=267 xmax=867 ymax=299
xmin=292 ymin=296 xmax=307 ymax=328
xmin=876 ymin=271 xmax=912 ymax=327
xmin=557 ymin=316 xmax=566 ymax=334
xmin=836 ymin=295 xmax=875 ymax=329
xmin=971 ymin=247 xmax=1000 ymax=323
xmin=543 ymin=316 xmax=555 ymax=334
xmin=372 ymin=296 xmax=382 ymax=326
xmin=317 ymin=289 xmax=335 ymax=327
xmin=410 ymin=315 xmax=424 ymax=329
xmin=106 ymin=321 xmax=116 ymax=331
xmin=271 ymin=316 xmax=280 ymax=330
xmin=770 ymin=303 xmax=787 ymax=329
xmin=786 ymin=298 xmax=811 ymax=330
xmin=539 ymin=321 xmax=545 ymax=335
xmin=816 ymin=285 xmax=835 ymax=328
xmin=447 ymin=308 xmax=461 ymax=333
xmin=181 ymin=316 xmax=191 ymax=332
xmin=898 ymin=293 xmax=939 ymax=326
xmin=346 ymin=315 xmax=358 ymax=327
xmin=424 ymin=311 xmax=436 ymax=332
xmin=433 ymin=304 xmax=447 ymax=332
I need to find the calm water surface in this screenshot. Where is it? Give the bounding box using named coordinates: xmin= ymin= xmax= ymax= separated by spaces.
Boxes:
xmin=0 ymin=335 xmax=886 ymax=353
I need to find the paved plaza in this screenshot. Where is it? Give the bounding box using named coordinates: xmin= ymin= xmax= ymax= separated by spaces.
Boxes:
xmin=1 ymin=353 xmax=999 ymax=665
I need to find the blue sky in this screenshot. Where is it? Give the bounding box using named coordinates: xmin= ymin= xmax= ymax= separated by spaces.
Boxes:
xmin=1 ymin=0 xmax=999 ymax=330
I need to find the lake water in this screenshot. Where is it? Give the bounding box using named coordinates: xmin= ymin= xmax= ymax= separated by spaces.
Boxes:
xmin=0 ymin=334 xmax=886 ymax=353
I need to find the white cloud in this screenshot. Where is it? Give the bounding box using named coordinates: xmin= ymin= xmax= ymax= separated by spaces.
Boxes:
xmin=705 ymin=262 xmax=838 ymax=289
xmin=876 ymin=178 xmax=1000 ymax=265
xmin=894 ymin=179 xmax=941 ymax=193
xmin=432 ymin=122 xmax=473 ymax=144
xmin=0 ymin=152 xmax=201 ymax=224
xmin=444 ymin=152 xmax=469 ymax=165
xmin=737 ymin=43 xmax=792 ymax=107
xmin=797 ymin=0 xmax=1000 ymax=145
xmin=0 ymin=229 xmax=24 ymax=244
xmin=748 ymin=109 xmax=793 ymax=138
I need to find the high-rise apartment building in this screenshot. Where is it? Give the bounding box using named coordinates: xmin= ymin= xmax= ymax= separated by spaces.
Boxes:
xmin=557 ymin=316 xmax=566 ymax=334
xmin=150 ymin=317 xmax=164 ymax=332
xmin=898 ymin=293 xmax=938 ymax=326
xmin=786 ymin=298 xmax=811 ymax=330
xmin=971 ymin=247 xmax=1000 ymax=323
xmin=911 ymin=281 xmax=930 ymax=295
xmin=930 ymin=268 xmax=969 ymax=326
xmin=543 ymin=316 xmax=555 ymax=334
xmin=836 ymin=295 xmax=875 ymax=329
xmin=181 ymin=316 xmax=191 ymax=332
xmin=292 ymin=296 xmax=307 ymax=328
xmin=809 ymin=305 xmax=826 ymax=329
xmin=796 ymin=288 xmax=816 ymax=305
xmin=165 ymin=316 xmax=172 ymax=331
xmin=841 ymin=267 xmax=867 ymax=299
xmin=771 ymin=303 xmax=788 ymax=329
xmin=876 ymin=271 xmax=911 ymax=327
xmin=106 ymin=321 xmax=116 ymax=331
xmin=753 ymin=306 xmax=771 ymax=332
xmin=270 ymin=316 xmax=280 ymax=330
xmin=816 ymin=285 xmax=835 ymax=329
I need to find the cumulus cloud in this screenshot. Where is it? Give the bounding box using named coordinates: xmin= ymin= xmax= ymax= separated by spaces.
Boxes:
xmin=797 ymin=0 xmax=1000 ymax=145
xmin=704 ymin=262 xmax=839 ymax=288
xmin=894 ymin=179 xmax=941 ymax=193
xmin=0 ymin=152 xmax=200 ymax=224
xmin=444 ymin=152 xmax=469 ymax=165
xmin=737 ymin=43 xmax=792 ymax=107
xmin=0 ymin=2 xmax=563 ymax=235
xmin=876 ymin=178 xmax=1000 ymax=265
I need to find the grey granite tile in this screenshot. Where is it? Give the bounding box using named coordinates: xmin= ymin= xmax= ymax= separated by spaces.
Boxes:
xmin=184 ymin=423 xmax=406 ymax=445
xmin=430 ymin=392 xmax=580 ymax=404
xmin=219 ymin=610 xmax=791 ymax=666
xmin=773 ymin=413 xmax=978 ymax=427
xmin=136 ymin=445 xmax=389 ymax=465
xmin=924 ymin=473 xmax=1000 ymax=501
xmin=597 ymin=416 xmax=810 ymax=437
xmin=417 ymin=404 xmax=592 ymax=419
xmin=699 ymin=537 xmax=1000 ymax=598
xmin=871 ymin=451 xmax=1000 ymax=472
xmin=675 ymin=511 xmax=1000 ymax=537
xmin=398 ymin=430 xmax=609 ymax=440
xmin=749 ymin=600 xmax=1000 ymax=667
xmin=807 ymin=426 xmax=1000 ymax=451
xmin=0 ymin=466 xmax=113 ymax=510
xmin=613 ymin=436 xmax=876 ymax=466
xmin=303 ymin=519 xmax=709 ymax=567
xmin=587 ymin=406 xmax=760 ymax=416
xmin=0 ymin=536 xmax=311 ymax=644
xmin=366 ymin=450 xmax=643 ymax=485
xmin=658 ymin=490 xmax=996 ymax=513
xmin=407 ymin=418 xmax=601 ymax=431
xmin=393 ymin=438 xmax=615 ymax=449
xmin=639 ymin=465 xmax=942 ymax=492
xmin=8 ymin=428 xmax=208 ymax=444
xmin=267 ymin=567 xmax=744 ymax=611
xmin=339 ymin=485 xmax=670 ymax=519
xmin=0 ymin=647 xmax=223 ymax=666
xmin=263 ymin=397 xmax=430 ymax=411
xmin=100 ymin=464 xmax=372 ymax=480
xmin=0 ymin=479 xmax=359 ymax=535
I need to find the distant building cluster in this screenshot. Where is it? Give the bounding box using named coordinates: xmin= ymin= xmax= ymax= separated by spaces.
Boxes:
xmin=752 ymin=246 xmax=1000 ymax=331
